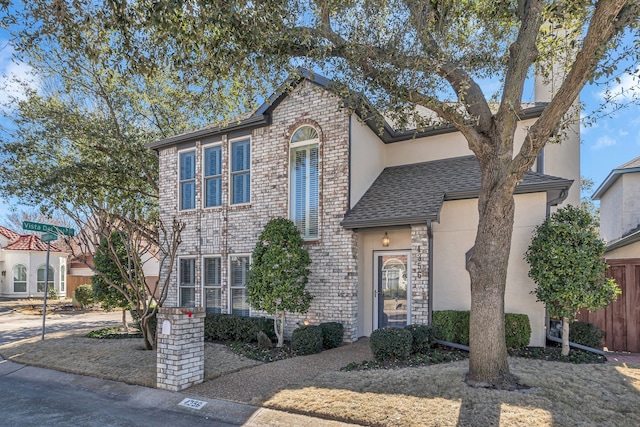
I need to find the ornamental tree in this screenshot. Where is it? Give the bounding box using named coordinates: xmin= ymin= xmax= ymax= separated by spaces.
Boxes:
xmin=247 ymin=218 xmax=313 ymax=348
xmin=525 ymin=205 xmax=620 ymax=356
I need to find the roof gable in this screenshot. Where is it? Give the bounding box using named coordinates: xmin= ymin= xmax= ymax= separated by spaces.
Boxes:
xmin=342 ymin=156 xmax=573 ymax=229
xmin=593 ymin=155 xmax=640 ymax=200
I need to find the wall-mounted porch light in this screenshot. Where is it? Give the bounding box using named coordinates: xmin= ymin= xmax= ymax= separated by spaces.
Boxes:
xmin=382 ymin=232 xmax=390 ymax=247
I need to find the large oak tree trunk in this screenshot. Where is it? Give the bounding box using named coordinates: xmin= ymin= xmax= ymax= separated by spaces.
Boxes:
xmin=466 ymin=155 xmax=521 ymax=389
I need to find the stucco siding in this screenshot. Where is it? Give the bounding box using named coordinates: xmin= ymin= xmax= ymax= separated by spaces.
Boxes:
xmin=350 ymin=114 xmax=386 ymax=208
xmin=600 ymin=178 xmax=624 ymax=242
xmin=432 ymin=193 xmax=548 ymax=347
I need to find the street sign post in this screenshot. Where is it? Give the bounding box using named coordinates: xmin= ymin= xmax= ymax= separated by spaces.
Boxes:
xmin=22 ymin=221 xmax=76 ymax=341
xmin=22 ymin=221 xmax=75 ymax=236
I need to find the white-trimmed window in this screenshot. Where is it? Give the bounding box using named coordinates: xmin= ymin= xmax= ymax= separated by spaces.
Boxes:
xmin=230 ymin=138 xmax=250 ymax=204
xmin=179 ymin=258 xmax=196 ymax=307
xmin=179 ymin=150 xmax=196 ymax=210
xmin=60 ymin=264 xmax=66 ymax=294
xmin=290 ymin=126 xmax=319 ymax=239
xmin=229 ymin=255 xmax=250 ymax=316
xmin=203 ymin=144 xmax=222 ymax=208
xmin=13 ymin=264 xmax=27 ymax=293
xmin=37 ymin=265 xmax=54 ymax=293
xmin=203 ymin=256 xmax=222 ymax=313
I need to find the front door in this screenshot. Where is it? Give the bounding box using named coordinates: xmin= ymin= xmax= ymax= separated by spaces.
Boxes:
xmin=374 ymin=251 xmax=410 ymax=330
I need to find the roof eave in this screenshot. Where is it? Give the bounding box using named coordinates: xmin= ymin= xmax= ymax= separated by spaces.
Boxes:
xmin=341 ymin=215 xmax=438 ymax=230
xmin=592 ymin=167 xmax=640 ymax=200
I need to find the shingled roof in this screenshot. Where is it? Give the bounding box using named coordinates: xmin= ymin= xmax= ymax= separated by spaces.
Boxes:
xmin=341 ymin=156 xmax=573 ymax=229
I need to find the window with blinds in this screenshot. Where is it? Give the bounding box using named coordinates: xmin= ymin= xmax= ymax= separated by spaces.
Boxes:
xmin=203 ymin=256 xmax=222 ymax=313
xmin=203 ymin=145 xmax=222 ymax=208
xmin=290 ymin=126 xmax=319 ymax=239
xmin=179 ymin=150 xmax=196 ymax=210
xmin=179 ymin=258 xmax=196 ymax=307
xmin=231 ymin=138 xmax=250 ymax=204
xmin=229 ymin=255 xmax=250 ymax=316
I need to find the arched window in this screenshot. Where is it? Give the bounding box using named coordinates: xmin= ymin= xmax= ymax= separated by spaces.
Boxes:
xmin=13 ymin=264 xmax=27 ymax=293
xmin=37 ymin=265 xmax=55 ymax=293
xmin=290 ymin=126 xmax=319 ymax=239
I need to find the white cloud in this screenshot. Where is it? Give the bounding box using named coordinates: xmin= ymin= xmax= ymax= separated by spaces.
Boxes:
xmin=591 ymin=135 xmax=617 ymax=150
xmin=619 ymin=129 xmax=630 ymax=136
xmin=600 ymin=67 xmax=640 ymax=102
xmin=0 ymin=41 xmax=38 ymax=106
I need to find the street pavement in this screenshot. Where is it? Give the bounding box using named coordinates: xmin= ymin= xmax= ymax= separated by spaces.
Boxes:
xmin=0 ymin=306 xmax=359 ymax=426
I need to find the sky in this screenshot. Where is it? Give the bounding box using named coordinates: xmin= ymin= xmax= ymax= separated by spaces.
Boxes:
xmin=0 ymin=25 xmax=638 ymax=223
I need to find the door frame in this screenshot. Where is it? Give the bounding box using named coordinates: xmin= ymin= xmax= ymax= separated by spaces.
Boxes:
xmin=373 ymin=250 xmax=412 ymax=330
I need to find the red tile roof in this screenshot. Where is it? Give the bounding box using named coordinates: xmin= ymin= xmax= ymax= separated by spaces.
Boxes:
xmin=0 ymin=225 xmax=21 ymax=241
xmin=0 ymin=227 xmax=66 ymax=252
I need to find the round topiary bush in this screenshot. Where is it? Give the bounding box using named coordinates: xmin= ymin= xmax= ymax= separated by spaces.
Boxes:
xmin=370 ymin=327 xmax=412 ymax=361
xmin=404 ymin=324 xmax=435 ymax=354
xmin=319 ymin=322 xmax=344 ymax=349
xmin=292 ymin=325 xmax=323 ymax=355
xmin=74 ymin=284 xmax=94 ymax=308
xmin=570 ymin=321 xmax=605 ymax=349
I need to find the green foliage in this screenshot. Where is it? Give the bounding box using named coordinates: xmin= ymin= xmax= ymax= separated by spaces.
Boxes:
xmin=504 ymin=314 xmax=531 ymax=350
xmin=92 ymin=231 xmax=136 ymax=312
xmin=292 ymin=325 xmax=324 ymax=355
xmin=319 ymin=322 xmax=344 ymax=349
xmin=432 ymin=311 xmax=531 ymax=349
xmin=404 ymin=324 xmax=436 ymax=354
xmin=370 ymin=327 xmax=413 ymax=361
xmin=432 ymin=310 xmax=471 ymax=345
xmin=87 ymin=327 xmax=143 ymax=339
xmin=204 ymin=314 xmax=275 ymax=343
xmin=74 ymin=284 xmax=95 ymax=308
xmin=570 ymin=321 xmax=605 ymax=349
xmin=247 ymin=218 xmax=313 ymax=346
xmin=525 ymin=205 xmax=621 ymax=321
xmin=130 ymin=308 xmax=158 ymax=336
xmin=47 ymin=287 xmax=60 ymax=300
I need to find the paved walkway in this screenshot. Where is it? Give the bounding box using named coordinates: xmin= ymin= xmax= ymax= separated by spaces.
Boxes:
xmin=605 ymin=351 xmax=640 ymax=364
xmin=189 ymin=338 xmax=373 ymax=405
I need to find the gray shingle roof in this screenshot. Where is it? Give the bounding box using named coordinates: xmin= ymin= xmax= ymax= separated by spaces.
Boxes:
xmin=341 ymin=156 xmax=573 ymax=229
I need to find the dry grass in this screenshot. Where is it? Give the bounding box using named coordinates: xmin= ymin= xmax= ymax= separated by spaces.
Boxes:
xmin=0 ymin=329 xmax=261 ymax=387
xmin=263 ymin=358 xmax=640 ymax=427
xmin=1 ymin=327 xmax=639 ymax=426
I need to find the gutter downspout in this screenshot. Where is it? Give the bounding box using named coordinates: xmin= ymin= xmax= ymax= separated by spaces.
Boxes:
xmin=427 ymin=220 xmax=434 ymax=326
xmin=545 ymin=334 xmax=605 ymax=356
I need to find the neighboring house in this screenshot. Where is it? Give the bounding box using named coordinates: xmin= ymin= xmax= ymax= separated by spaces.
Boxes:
xmin=583 ymin=156 xmax=640 ymax=352
xmin=149 ymin=70 xmax=579 ymax=346
xmin=0 ymin=226 xmax=69 ymax=298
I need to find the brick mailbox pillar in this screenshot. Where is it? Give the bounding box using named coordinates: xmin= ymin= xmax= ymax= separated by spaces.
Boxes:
xmin=156 ymin=307 xmax=205 ymax=391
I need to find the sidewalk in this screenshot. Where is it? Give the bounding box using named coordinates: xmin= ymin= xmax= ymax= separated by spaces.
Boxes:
xmin=0 ymin=355 xmax=361 ymax=426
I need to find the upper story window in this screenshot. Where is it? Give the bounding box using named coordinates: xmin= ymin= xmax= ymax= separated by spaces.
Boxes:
xmin=13 ymin=264 xmax=26 ymax=293
xmin=179 ymin=150 xmax=196 ymax=210
xmin=230 ymin=138 xmax=251 ymax=204
xmin=290 ymin=126 xmax=319 ymax=239
xmin=203 ymin=145 xmax=222 ymax=208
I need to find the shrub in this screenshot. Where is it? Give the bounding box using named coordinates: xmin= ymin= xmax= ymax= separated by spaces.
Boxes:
xmin=432 ymin=310 xmax=470 ymax=345
xmin=292 ymin=325 xmax=323 ymax=355
xmin=370 ymin=327 xmax=412 ymax=361
xmin=504 ymin=313 xmax=531 ymax=349
xmin=570 ymin=321 xmax=605 ymax=349
xmin=47 ymin=287 xmax=60 ymax=300
xmin=432 ymin=310 xmax=530 ymax=349
xmin=319 ymin=322 xmax=344 ymax=349
xmin=130 ymin=308 xmax=158 ymax=336
xmin=405 ymin=324 xmax=436 ymax=354
xmin=204 ymin=314 xmax=275 ymax=343
xmin=74 ymin=284 xmax=94 ymax=308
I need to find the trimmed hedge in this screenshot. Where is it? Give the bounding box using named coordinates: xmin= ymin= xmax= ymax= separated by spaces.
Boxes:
xmin=405 ymin=324 xmax=436 ymax=353
xmin=292 ymin=325 xmax=324 ymax=355
xmin=74 ymin=284 xmax=94 ymax=308
xmin=432 ymin=310 xmax=531 ymax=350
xmin=370 ymin=327 xmax=412 ymax=361
xmin=204 ymin=314 xmax=275 ymax=343
xmin=319 ymin=322 xmax=344 ymax=349
xmin=570 ymin=321 xmax=604 ymax=349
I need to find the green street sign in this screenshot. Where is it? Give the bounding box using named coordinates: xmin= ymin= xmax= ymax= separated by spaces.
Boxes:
xmin=22 ymin=221 xmax=75 ymax=237
xmin=41 ymin=233 xmax=57 ymax=242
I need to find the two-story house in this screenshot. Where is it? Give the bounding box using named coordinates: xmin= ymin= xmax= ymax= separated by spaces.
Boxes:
xmin=149 ymin=70 xmax=578 ymax=346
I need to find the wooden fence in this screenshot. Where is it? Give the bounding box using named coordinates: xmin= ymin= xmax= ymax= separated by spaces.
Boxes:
xmin=577 ymin=258 xmax=640 ymax=353
xmin=66 ymin=276 xmax=94 ymax=299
